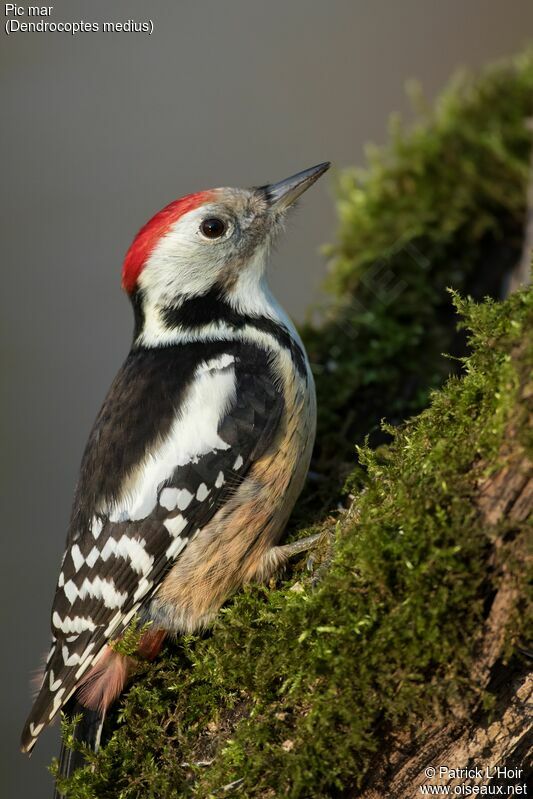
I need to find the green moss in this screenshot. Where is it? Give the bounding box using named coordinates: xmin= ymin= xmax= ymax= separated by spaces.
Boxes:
xmin=54 ymin=53 xmax=533 ymax=798
xmin=305 ymin=50 xmax=533 ymax=482
xmin=56 ymin=287 xmax=532 ymax=799
xmin=109 ymin=618 xmax=153 ymax=658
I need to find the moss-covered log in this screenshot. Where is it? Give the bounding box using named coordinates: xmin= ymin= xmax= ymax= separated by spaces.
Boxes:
xmin=359 ymin=344 xmax=532 ymax=798
xmin=53 ymin=53 xmax=533 ymax=798
xmin=305 ymin=49 xmax=533 ymax=490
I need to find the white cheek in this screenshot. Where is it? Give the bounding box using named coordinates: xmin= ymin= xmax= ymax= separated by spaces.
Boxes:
xmin=138 ymin=210 xmax=230 ymax=300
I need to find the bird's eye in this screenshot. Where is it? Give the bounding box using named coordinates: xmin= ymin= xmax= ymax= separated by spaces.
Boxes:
xmin=200 ymin=217 xmax=227 ymax=239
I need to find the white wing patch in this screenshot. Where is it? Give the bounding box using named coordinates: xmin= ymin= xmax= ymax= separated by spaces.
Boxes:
xmin=25 ymin=351 xmax=263 ymax=754
xmin=198 ymin=353 xmax=235 ymax=372
xmin=107 ymin=360 xmax=237 ymax=523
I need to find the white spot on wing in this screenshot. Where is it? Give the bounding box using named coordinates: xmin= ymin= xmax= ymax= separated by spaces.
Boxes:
xmin=160 ymin=487 xmax=179 ymax=510
xmin=233 ymin=455 xmax=243 ymax=470
xmin=29 ymin=722 xmax=45 ymax=738
xmin=71 ymin=544 xmax=84 ymax=571
xmin=63 ymin=576 xmax=128 ymax=609
xmin=100 ymin=538 xmax=116 ymax=562
xmin=91 ymin=517 xmax=103 ymax=539
xmin=196 ymin=483 xmax=210 ymax=502
xmin=86 ymin=546 xmax=100 ymax=568
xmin=177 ymin=488 xmax=193 ymax=510
xmin=98 ymin=535 xmax=154 ymax=575
xmin=49 ymin=670 xmax=62 ymax=691
xmin=215 ymin=471 xmax=225 ymax=488
xmin=164 ymin=514 xmax=187 ymax=537
xmin=52 ymin=612 xmax=96 ymax=635
xmin=49 ymin=687 xmax=66 ymax=718
xmin=62 ymin=646 xmax=81 ymax=666
xmin=64 ymin=580 xmax=78 ymax=605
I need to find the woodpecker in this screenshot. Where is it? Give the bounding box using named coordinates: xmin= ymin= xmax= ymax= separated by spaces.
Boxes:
xmin=21 ymin=162 xmax=329 ymax=788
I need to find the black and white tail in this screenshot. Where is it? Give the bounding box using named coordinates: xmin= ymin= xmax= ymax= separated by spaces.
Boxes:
xmin=53 ymin=701 xmax=105 ymax=799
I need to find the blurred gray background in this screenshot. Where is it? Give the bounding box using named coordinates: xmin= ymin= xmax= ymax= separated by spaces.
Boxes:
xmin=1 ymin=1 xmax=532 ymax=795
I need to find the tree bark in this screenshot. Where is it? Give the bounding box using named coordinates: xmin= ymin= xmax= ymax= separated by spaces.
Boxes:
xmin=359 ymin=377 xmax=532 ymax=799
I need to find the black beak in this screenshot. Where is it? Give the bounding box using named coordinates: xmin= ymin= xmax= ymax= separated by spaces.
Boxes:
xmin=259 ymin=162 xmax=330 ymax=211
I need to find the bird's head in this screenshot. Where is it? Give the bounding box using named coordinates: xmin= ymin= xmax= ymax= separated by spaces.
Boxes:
xmin=122 ymin=163 xmax=330 ymax=336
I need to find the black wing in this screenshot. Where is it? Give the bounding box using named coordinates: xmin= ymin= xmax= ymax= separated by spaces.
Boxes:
xmin=21 ymin=340 xmax=283 ymax=751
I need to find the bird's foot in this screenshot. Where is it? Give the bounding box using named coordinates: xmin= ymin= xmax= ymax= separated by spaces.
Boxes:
xmin=277 ymin=532 xmax=323 ymax=559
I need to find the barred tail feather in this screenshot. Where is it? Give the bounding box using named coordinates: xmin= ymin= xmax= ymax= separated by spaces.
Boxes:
xmin=53 ymin=700 xmax=105 ymax=799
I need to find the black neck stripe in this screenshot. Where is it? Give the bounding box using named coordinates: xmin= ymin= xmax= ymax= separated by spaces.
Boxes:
xmin=131 ymin=289 xmax=145 ymax=341
xmin=160 ymin=286 xmax=307 ymax=377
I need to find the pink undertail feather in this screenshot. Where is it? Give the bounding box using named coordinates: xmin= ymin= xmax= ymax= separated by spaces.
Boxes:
xmin=77 ymin=647 xmax=129 ymax=714
xmin=77 ymin=628 xmax=167 ymax=713
xmin=53 ymin=628 xmax=166 ymax=798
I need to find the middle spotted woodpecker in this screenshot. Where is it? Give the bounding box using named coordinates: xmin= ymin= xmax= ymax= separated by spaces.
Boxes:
xmin=21 ymin=162 xmax=330 ymax=789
